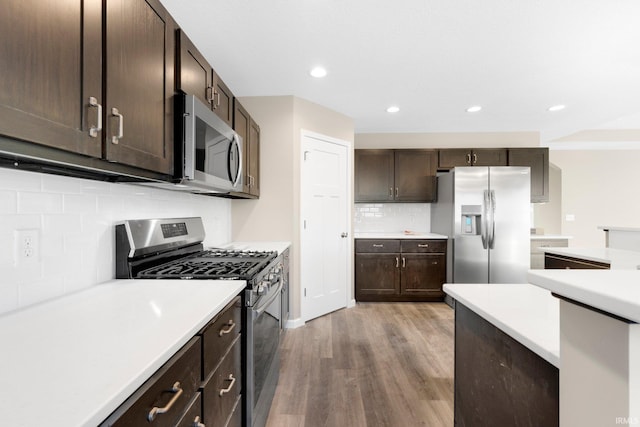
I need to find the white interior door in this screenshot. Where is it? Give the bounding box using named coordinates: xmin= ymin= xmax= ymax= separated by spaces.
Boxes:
xmin=301 ymin=131 xmax=350 ymax=322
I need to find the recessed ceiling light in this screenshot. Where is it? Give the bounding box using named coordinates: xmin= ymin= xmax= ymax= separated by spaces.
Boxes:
xmin=466 ymin=105 xmax=482 ymax=113
xmin=386 ymin=106 xmax=400 ymax=113
xmin=548 ymin=104 xmax=566 ymax=112
xmin=309 ymin=66 xmax=327 ymax=78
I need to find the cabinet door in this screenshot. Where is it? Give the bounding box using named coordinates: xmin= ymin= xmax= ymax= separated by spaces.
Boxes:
xmin=177 ymin=30 xmax=214 ymax=108
xmin=401 ymin=254 xmax=446 ymax=297
xmin=354 ymin=150 xmax=394 ymax=202
xmin=472 ymin=149 xmax=507 ymax=166
xmin=355 ymin=253 xmax=400 ymax=300
xmin=248 ymin=118 xmax=261 ymax=197
xmin=0 ymin=0 xmax=102 ymax=158
xmin=212 ymin=70 xmax=234 ymax=127
xmin=394 ymin=150 xmax=438 ymax=202
xmin=104 ymin=0 xmax=174 ymax=174
xmin=439 ymin=149 xmax=472 ymax=168
xmin=508 ymin=148 xmax=549 ymax=202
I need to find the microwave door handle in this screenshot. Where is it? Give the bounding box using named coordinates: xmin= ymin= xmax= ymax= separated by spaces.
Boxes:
xmin=230 ymin=133 xmax=243 ymax=187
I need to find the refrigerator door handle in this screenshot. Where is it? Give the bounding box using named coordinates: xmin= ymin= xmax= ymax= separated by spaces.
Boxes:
xmin=481 ymin=190 xmax=489 ymax=249
xmin=488 ymin=190 xmax=496 ymax=249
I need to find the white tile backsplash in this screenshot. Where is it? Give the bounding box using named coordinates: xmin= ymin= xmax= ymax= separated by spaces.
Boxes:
xmin=0 ymin=167 xmax=232 ymax=315
xmin=354 ymin=203 xmax=431 ymax=233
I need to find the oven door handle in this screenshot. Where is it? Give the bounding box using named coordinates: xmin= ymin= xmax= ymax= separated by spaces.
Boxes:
xmin=254 ymin=280 xmax=283 ymax=315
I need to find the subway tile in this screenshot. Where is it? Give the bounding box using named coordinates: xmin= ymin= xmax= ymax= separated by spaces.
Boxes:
xmin=63 ymin=194 xmax=98 ymax=214
xmin=0 ymin=284 xmax=19 ymax=314
xmin=18 ymin=192 xmax=63 ymax=214
xmin=41 ymin=174 xmax=83 ymax=194
xmin=0 ymin=191 xmax=17 ymax=214
xmin=0 ymin=168 xmax=41 ymax=192
xmin=0 ymin=214 xmax=41 ymax=234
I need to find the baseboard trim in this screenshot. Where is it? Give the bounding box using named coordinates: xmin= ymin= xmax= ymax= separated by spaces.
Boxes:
xmin=285 ymin=317 xmax=305 ymax=329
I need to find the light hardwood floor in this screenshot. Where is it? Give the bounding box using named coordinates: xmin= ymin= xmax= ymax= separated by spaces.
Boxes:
xmin=266 ymin=302 xmax=455 ymax=427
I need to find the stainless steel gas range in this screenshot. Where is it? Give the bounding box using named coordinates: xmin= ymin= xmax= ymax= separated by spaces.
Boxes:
xmin=115 ymin=217 xmax=283 ymax=427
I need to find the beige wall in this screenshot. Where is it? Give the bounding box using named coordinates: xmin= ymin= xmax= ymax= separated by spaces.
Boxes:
xmin=550 ymin=150 xmax=640 ymax=247
xmin=232 ymin=96 xmax=354 ymax=324
xmin=355 ymin=131 xmax=540 ymax=148
xmin=533 ymin=163 xmax=562 ymax=234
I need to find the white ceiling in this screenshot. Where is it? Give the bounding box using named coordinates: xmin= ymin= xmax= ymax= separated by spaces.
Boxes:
xmin=159 ymin=0 xmax=640 ymax=145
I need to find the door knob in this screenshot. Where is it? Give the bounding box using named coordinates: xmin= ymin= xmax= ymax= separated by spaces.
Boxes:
xmin=340 ymin=232 xmax=348 ymax=238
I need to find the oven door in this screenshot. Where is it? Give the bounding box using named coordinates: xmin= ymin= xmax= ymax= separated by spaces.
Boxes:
xmin=247 ymin=279 xmax=282 ymax=427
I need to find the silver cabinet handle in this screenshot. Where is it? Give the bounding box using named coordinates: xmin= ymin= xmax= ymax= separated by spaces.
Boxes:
xmin=402 ymin=257 xmax=406 ymax=268
xmin=466 ymin=153 xmax=471 ymax=164
xmin=218 ymin=320 xmax=235 ymax=337
xmin=148 ymin=381 xmax=183 ymax=421
xmin=372 ymin=244 xmax=384 ymax=248
xmin=473 ymin=153 xmax=478 ymax=164
xmin=214 ymin=90 xmax=221 ymax=108
xmin=395 ymin=257 xmax=399 ymax=268
xmin=206 ymin=86 xmax=214 ymax=103
xmin=395 ymin=187 xmax=399 ymax=197
xmin=389 ymin=187 xmax=393 ymax=198
xmin=418 ymin=244 xmax=429 ymax=248
xmin=111 ymin=107 xmax=123 ymax=144
xmin=219 ymin=374 xmax=236 ymax=396
xmin=88 ymin=97 xmax=102 ymax=138
xmin=192 ymin=416 xmax=206 ymax=427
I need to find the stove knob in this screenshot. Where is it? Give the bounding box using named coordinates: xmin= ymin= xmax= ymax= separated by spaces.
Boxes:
xmin=257 ymin=283 xmax=268 ymax=295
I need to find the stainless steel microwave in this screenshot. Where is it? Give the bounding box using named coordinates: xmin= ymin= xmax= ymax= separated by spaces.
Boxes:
xmin=133 ymin=94 xmax=242 ymax=194
xmin=180 ymin=94 xmax=242 ymax=193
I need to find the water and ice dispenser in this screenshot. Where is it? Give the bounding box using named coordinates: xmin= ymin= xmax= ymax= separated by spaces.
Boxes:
xmin=461 ymin=205 xmax=482 ymax=235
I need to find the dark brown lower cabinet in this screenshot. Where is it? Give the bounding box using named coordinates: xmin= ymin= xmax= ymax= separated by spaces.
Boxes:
xmin=455 ymin=302 xmax=559 ymax=427
xmin=100 ymin=296 xmax=242 ymax=427
xmin=544 ymin=253 xmax=610 ymax=270
xmin=355 ymin=239 xmax=446 ymax=302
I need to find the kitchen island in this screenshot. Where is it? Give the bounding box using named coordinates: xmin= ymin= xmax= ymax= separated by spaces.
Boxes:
xmin=542 ymin=246 xmax=640 ymax=269
xmin=443 ymin=283 xmax=559 ymax=426
xmin=528 ymin=269 xmax=640 ymax=427
xmin=0 ymin=279 xmax=245 ymax=427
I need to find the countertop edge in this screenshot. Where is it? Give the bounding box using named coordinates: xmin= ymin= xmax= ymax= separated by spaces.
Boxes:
xmin=443 ymin=283 xmax=559 ymax=367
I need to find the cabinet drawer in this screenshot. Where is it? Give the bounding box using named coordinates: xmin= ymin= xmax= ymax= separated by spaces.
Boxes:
xmin=530 ymin=239 xmax=568 ymax=254
xmin=175 ymin=392 xmax=203 ymax=427
xmin=401 ymin=239 xmax=446 ymax=253
xmin=100 ymin=336 xmax=201 ymax=427
xmin=201 ymin=296 xmax=242 ymax=380
xmin=355 ymin=239 xmax=400 ymax=253
xmin=202 ymin=336 xmax=242 ymax=427
xmin=544 ymin=254 xmax=610 ymax=270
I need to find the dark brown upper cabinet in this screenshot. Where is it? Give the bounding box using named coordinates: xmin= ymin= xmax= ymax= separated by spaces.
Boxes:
xmin=355 ymin=149 xmax=438 ymax=202
xmin=232 ymin=99 xmax=260 ymax=198
xmin=0 ymin=0 xmax=175 ymax=177
xmin=438 ymin=148 xmax=508 ymax=169
xmin=104 ymin=0 xmax=175 ymax=175
xmin=508 ymin=147 xmax=549 ymax=203
xmin=177 ymin=30 xmax=234 ymax=128
xmin=0 ymin=0 xmax=102 ymax=158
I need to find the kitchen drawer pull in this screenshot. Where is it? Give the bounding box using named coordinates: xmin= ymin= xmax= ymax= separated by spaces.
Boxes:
xmin=402 ymin=257 xmax=406 ymax=268
xmin=111 ymin=107 xmax=123 ymax=144
xmin=147 ymin=381 xmax=183 ymax=421
xmin=466 ymin=153 xmax=471 ymax=164
xmin=219 ymin=374 xmax=236 ymax=396
xmin=219 ymin=319 xmax=236 ymax=336
xmin=395 ymin=257 xmax=399 ymax=268
xmin=372 ymin=244 xmax=384 ymax=248
xmin=88 ymin=96 xmax=102 ymax=137
xmin=418 ymin=244 xmax=429 ymax=248
xmin=473 ymin=153 xmax=478 ymax=164
xmin=395 ymin=187 xmax=399 ymax=197
xmin=193 ymin=416 xmax=206 ymax=427
xmin=206 ymin=86 xmax=214 ymax=103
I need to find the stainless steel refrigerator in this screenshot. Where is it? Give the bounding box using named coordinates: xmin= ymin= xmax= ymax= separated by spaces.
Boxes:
xmin=431 ymin=166 xmax=530 ymax=284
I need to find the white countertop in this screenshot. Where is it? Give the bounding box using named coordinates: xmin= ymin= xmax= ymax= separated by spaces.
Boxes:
xmin=354 ymin=232 xmax=448 ymax=239
xmin=0 ymin=279 xmax=245 ymax=427
xmin=528 ymin=269 xmax=640 ymax=324
xmin=542 ymin=247 xmax=640 ymax=269
xmin=443 ymin=283 xmax=559 ymax=367
xmin=530 ymin=235 xmax=572 ymax=240
xmin=219 ymin=240 xmax=291 ymax=255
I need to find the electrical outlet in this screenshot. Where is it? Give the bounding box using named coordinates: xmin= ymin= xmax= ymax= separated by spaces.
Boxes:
xmin=15 ymin=229 xmax=39 ymax=265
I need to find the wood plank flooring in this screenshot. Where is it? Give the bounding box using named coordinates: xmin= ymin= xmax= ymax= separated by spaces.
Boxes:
xmin=266 ymin=302 xmax=454 ymax=427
